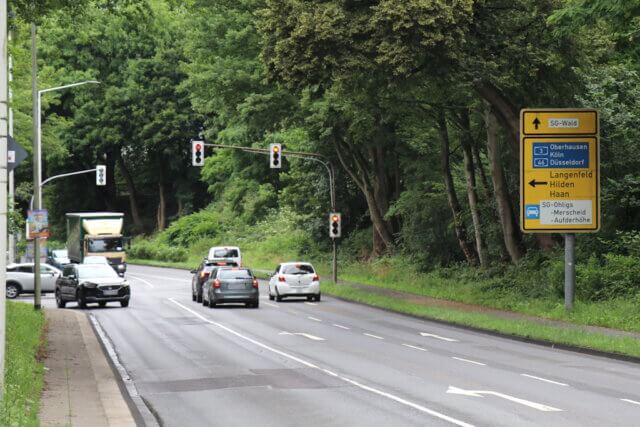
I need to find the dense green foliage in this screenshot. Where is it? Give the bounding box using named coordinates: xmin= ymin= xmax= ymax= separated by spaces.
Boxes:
xmin=0 ymin=302 xmax=45 ymax=426
xmin=8 ymin=1 xmax=640 ymax=312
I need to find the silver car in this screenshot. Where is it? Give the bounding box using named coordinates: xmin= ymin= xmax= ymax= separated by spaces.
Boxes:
xmin=6 ymin=263 xmax=62 ymax=298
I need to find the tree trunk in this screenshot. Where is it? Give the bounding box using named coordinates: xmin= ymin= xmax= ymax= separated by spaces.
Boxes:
xmin=157 ymin=159 xmax=166 ymax=231
xmin=458 ymin=110 xmax=489 ymax=268
xmin=437 ymin=111 xmax=478 ymax=265
xmin=484 ymin=103 xmax=524 ymax=263
xmin=115 ymin=150 xmax=143 ymax=229
xmin=471 ymin=132 xmax=491 ymax=197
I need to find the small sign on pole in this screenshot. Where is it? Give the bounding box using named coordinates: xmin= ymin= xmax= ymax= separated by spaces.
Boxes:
xmin=27 ymin=209 xmax=49 ymax=239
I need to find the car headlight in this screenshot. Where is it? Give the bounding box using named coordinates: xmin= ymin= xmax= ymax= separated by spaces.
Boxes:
xmin=121 ymin=281 xmax=129 ymax=287
xmin=117 ymin=264 xmax=126 ymax=272
xmin=84 ymin=282 xmax=98 ymax=288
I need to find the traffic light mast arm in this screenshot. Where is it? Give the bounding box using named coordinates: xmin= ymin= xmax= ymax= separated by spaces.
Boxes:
xmin=200 ymin=143 xmax=336 ymax=210
xmin=30 ymin=168 xmax=98 ymax=210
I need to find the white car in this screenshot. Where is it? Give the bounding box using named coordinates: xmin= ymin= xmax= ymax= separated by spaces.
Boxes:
xmin=268 ymin=262 xmax=320 ymax=302
xmin=6 ymin=263 xmax=62 ymax=298
xmin=207 ymin=246 xmax=242 ymax=267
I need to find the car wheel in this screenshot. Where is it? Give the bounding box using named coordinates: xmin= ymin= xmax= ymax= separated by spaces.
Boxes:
xmin=315 ymin=293 xmax=321 ymax=302
xmin=307 ymin=296 xmax=313 ymax=302
xmin=99 ymin=302 xmax=107 ymax=308
xmin=269 ymin=287 xmax=275 ymax=301
xmin=77 ymin=291 xmax=87 ymax=309
xmin=253 ymin=300 xmax=259 ymax=309
xmin=120 ymin=299 xmax=129 ymax=308
xmin=196 ymin=292 xmax=203 ymax=303
xmin=203 ymin=296 xmax=209 ymax=307
xmin=55 ymin=290 xmax=66 ymax=308
xmin=192 ymin=291 xmax=196 ymax=302
xmin=5 ymin=282 xmax=20 ymax=299
xmin=275 ymin=287 xmax=283 ymax=302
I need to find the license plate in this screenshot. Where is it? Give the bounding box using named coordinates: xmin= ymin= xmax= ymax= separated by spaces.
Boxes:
xmin=102 ymin=290 xmax=118 ymax=296
xmin=229 ymin=284 xmax=245 ymax=290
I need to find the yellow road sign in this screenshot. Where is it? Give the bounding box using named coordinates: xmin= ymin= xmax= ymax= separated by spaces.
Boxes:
xmin=522 ymin=109 xmax=598 ymax=135
xmin=520 ymin=109 xmax=600 ymax=233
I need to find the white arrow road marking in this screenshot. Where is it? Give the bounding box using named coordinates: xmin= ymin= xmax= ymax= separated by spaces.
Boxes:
xmin=521 ymin=374 xmax=568 ymax=387
xmin=447 ymin=386 xmax=562 ymax=412
xmin=168 ymin=298 xmax=474 ymax=427
xmin=363 ymin=333 xmax=384 ymax=340
xmin=279 ymin=332 xmax=325 ymax=341
xmin=452 ymin=357 xmax=485 ymax=366
xmin=420 ymin=332 xmax=459 ymax=342
xmin=621 ymin=399 xmax=640 ymax=406
xmin=333 ymin=324 xmax=350 ymax=330
xmin=402 ymin=344 xmax=427 ymax=352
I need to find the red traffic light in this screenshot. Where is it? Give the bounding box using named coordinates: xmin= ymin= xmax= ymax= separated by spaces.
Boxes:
xmin=195 ymin=143 xmax=202 ymax=151
xmin=332 ymin=215 xmax=339 ymax=222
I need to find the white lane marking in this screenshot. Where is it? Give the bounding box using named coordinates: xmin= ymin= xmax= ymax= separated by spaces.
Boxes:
xmin=279 ymin=331 xmax=325 ymax=341
xmin=333 ymin=324 xmax=350 ymax=330
xmin=402 ymin=344 xmax=427 ymax=352
xmin=452 ymin=357 xmax=486 ymax=366
xmin=621 ymin=399 xmax=640 ymax=406
xmin=420 ymin=332 xmax=459 ymax=342
xmin=308 ymin=316 xmax=322 ymax=322
xmin=447 ymin=386 xmax=562 ymax=412
xmin=263 ymin=302 xmax=279 ymax=308
xmin=168 ymin=298 xmax=474 ymax=427
xmin=364 ymin=333 xmax=384 ymax=340
xmin=128 ymin=275 xmax=154 ymax=288
xmin=521 ymin=374 xmax=568 ymax=387
xmin=305 ymin=302 xmax=318 ymax=306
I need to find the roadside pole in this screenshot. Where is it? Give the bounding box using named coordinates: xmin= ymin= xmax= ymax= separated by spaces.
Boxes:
xmin=31 ymin=23 xmax=42 ymax=310
xmin=564 ymin=234 xmax=575 ymax=310
xmin=1 ymin=0 xmax=9 ymax=396
xmin=8 ymin=34 xmax=13 ymax=263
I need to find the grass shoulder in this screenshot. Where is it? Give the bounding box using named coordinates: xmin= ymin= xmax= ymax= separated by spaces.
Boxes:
xmin=0 ymin=302 xmax=46 ymax=425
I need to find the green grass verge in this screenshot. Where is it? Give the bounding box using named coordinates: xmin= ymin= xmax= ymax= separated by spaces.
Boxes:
xmin=321 ymin=283 xmax=640 ymax=358
xmin=0 ymin=302 xmax=46 ymax=426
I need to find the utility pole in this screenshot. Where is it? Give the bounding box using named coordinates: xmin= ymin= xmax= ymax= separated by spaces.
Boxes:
xmin=31 ymin=23 xmax=42 ymax=310
xmin=1 ymin=0 xmax=10 ymax=396
xmin=8 ymin=33 xmax=14 ymax=263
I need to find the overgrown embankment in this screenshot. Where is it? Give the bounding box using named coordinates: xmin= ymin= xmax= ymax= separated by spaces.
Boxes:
xmin=0 ymin=302 xmax=46 ymax=426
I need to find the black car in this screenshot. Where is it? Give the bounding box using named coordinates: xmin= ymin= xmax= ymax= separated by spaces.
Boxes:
xmin=191 ymin=258 xmax=237 ymax=303
xmin=47 ymin=249 xmax=71 ymax=270
xmin=56 ymin=264 xmax=130 ymax=309
xmin=202 ymin=267 xmax=259 ymax=308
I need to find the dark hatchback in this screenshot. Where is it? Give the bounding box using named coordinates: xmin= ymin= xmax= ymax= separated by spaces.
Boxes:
xmin=203 ymin=267 xmax=259 ymax=308
xmin=56 ymin=264 xmax=130 ymax=308
xmin=191 ymin=258 xmax=237 ymax=303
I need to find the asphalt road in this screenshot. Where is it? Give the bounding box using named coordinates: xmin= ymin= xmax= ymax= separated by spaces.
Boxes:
xmin=31 ymin=264 xmax=640 ymax=426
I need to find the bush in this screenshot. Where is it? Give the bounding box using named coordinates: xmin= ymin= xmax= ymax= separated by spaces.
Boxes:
xmin=129 ymin=239 xmax=188 ymax=262
xmin=576 ymin=254 xmax=640 ymax=301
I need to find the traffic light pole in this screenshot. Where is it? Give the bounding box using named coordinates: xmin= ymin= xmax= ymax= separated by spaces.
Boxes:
xmin=199 ymin=143 xmax=339 ymax=282
xmin=29 ymin=168 xmax=98 ymax=210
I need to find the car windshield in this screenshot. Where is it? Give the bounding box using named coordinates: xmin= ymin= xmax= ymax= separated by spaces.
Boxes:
xmin=52 ymin=250 xmax=68 ymax=258
xmin=210 ymin=248 xmax=239 ymax=258
xmin=282 ymin=264 xmax=315 ymax=275
xmin=218 ymin=269 xmax=252 ymax=280
xmin=77 ymin=264 xmax=119 ymax=279
xmin=88 ymin=238 xmax=123 ymax=253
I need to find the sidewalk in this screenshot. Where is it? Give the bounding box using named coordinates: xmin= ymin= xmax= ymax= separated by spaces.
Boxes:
xmin=40 ymin=309 xmax=137 ymax=427
xmin=337 ymin=279 xmax=640 ymax=340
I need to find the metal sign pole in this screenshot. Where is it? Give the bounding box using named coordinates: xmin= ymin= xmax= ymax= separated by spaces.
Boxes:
xmin=31 ymin=23 xmax=42 ymax=310
xmin=0 ymin=0 xmax=9 ymax=396
xmin=564 ymin=233 xmax=576 ymax=310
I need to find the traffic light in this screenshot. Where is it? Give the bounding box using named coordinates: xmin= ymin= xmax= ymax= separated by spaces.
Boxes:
xmin=329 ymin=213 xmax=341 ymax=238
xmin=96 ymin=165 xmax=106 ymax=186
xmin=192 ymin=140 xmax=205 ymax=166
xmin=270 ymin=143 xmax=282 ymax=169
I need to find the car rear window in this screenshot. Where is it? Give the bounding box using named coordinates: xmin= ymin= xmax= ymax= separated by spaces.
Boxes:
xmin=211 ymin=248 xmax=239 ymax=258
xmin=282 ymin=264 xmax=315 ymax=275
xmin=218 ymin=269 xmax=252 ymax=279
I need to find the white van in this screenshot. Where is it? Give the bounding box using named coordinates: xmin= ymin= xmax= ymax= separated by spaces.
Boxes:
xmin=207 ymin=246 xmax=242 ymax=266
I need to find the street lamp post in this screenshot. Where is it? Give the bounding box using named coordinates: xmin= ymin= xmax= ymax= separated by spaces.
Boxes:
xmin=32 ymin=80 xmax=99 ymax=310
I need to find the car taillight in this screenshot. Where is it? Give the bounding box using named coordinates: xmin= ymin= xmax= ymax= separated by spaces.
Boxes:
xmin=312 ymin=274 xmax=319 ymax=281
xmin=252 ymin=278 xmax=259 ymax=288
xmin=213 ymin=279 xmax=221 ymax=289
xmin=200 ymin=271 xmax=210 ymax=280
xmin=278 ymin=275 xmax=286 ymax=282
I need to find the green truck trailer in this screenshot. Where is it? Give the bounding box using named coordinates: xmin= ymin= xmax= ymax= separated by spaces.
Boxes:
xmin=66 ymin=212 xmax=127 ymax=275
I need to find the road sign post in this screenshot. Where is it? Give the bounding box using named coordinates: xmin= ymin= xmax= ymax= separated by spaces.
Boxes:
xmin=520 ymin=109 xmax=599 ymax=310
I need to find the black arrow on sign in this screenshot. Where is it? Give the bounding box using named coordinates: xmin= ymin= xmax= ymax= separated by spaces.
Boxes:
xmin=528 ymin=179 xmax=548 ymax=187
xmin=532 ymin=117 xmax=541 ymax=130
